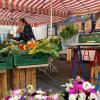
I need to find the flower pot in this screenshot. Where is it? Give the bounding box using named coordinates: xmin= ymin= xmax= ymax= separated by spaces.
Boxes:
xmin=61 ymin=35 xmax=78 ymax=49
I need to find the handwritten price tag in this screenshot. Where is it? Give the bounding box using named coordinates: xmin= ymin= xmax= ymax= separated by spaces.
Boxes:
xmin=95 ymin=19 xmax=100 ymax=30
xmin=85 ymin=20 xmax=91 ymax=32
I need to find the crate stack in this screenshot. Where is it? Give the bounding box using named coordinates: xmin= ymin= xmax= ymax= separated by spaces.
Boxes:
xmin=0 ymin=53 xmax=49 ymax=99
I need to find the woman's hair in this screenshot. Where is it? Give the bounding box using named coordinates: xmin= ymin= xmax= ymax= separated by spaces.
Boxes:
xmin=19 ymin=18 xmax=28 ymax=25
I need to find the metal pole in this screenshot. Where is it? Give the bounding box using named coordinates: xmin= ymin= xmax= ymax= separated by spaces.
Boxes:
xmin=11 ymin=10 xmax=14 ymax=36
xmin=47 ymin=24 xmax=48 ymax=37
xmin=50 ymin=0 xmax=53 ymax=36
xmin=55 ymin=23 xmax=57 ymax=35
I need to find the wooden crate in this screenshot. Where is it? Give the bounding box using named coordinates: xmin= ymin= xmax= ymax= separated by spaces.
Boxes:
xmin=91 ymin=67 xmax=100 ymax=83
xmin=13 ymin=67 xmax=36 ymax=89
xmin=0 ymin=70 xmax=7 ymax=99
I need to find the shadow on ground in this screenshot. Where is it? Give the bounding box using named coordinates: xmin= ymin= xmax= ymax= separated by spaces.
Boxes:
xmin=36 ymin=58 xmax=92 ymax=92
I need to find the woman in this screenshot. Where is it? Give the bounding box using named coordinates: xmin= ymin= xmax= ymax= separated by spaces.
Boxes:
xmin=15 ymin=18 xmax=36 ymax=42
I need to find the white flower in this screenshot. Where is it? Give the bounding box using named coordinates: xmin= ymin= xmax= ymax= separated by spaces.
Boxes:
xmin=78 ymin=92 xmax=86 ymax=100
xmin=52 ymin=94 xmax=59 ymax=99
xmin=28 ymin=89 xmax=34 ymax=94
xmin=68 ymin=83 xmax=73 ymax=88
xmin=97 ymin=91 xmax=100 ymax=100
xmin=36 ymin=89 xmax=46 ymax=94
xmin=35 ymin=95 xmax=42 ymax=99
xmin=35 ymin=95 xmax=47 ymax=100
xmin=27 ymin=85 xmax=35 ymax=94
xmin=65 ymin=83 xmax=73 ymax=92
xmin=61 ymin=84 xmax=66 ymax=87
xmin=82 ymin=82 xmax=92 ymax=90
xmin=65 ymin=86 xmax=70 ymax=92
xmin=69 ymin=94 xmax=77 ymax=100
xmin=41 ymin=96 xmax=48 ymax=100
xmin=91 ymin=85 xmax=95 ymax=89
xmin=66 ymin=83 xmax=69 ymax=86
xmin=9 ymin=95 xmax=21 ymax=100
xmin=89 ymin=93 xmax=97 ymax=100
xmin=27 ymin=85 xmax=34 ymax=90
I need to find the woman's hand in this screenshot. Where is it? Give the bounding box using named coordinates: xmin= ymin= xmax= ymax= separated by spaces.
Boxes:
xmin=17 ymin=26 xmax=24 ymax=33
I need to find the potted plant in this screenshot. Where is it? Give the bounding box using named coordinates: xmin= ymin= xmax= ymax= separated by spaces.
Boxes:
xmin=60 ymin=24 xmax=78 ymax=48
xmin=61 ymin=76 xmax=98 ymax=100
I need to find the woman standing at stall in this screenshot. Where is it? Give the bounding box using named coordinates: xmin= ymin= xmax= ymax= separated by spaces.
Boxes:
xmin=14 ymin=18 xmax=36 ymax=42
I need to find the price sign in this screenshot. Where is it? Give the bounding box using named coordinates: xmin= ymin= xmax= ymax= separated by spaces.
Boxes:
xmin=85 ymin=20 xmax=91 ymax=32
xmin=74 ymin=21 xmax=82 ymax=30
xmin=95 ymin=19 xmax=100 ymax=30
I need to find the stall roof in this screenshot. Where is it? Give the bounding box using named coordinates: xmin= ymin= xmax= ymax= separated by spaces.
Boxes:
xmin=0 ymin=0 xmax=100 ymax=26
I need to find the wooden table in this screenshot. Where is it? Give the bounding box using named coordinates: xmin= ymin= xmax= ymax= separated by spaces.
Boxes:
xmin=13 ymin=64 xmax=49 ymax=89
xmin=67 ymin=43 xmax=100 ymax=79
xmin=0 ymin=70 xmax=7 ymax=99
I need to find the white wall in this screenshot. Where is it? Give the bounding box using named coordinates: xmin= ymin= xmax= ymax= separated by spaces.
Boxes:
xmin=0 ymin=25 xmax=48 ymax=43
xmin=33 ymin=25 xmax=47 ymax=40
xmin=0 ymin=25 xmax=13 ymax=43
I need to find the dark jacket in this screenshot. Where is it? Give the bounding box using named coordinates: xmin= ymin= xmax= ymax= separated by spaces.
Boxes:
xmin=16 ymin=24 xmax=36 ymax=41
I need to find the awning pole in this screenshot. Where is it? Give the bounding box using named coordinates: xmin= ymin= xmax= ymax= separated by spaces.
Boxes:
xmin=50 ymin=0 xmax=52 ymax=36
xmin=11 ymin=10 xmax=14 ymax=36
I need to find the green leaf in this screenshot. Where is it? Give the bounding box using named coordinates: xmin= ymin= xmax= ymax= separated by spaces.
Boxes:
xmin=60 ymin=24 xmax=78 ymax=40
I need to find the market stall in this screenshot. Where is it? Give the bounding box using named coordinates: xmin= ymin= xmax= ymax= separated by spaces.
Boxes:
xmin=0 ymin=36 xmax=61 ymax=99
xmin=0 ymin=0 xmax=99 ymax=99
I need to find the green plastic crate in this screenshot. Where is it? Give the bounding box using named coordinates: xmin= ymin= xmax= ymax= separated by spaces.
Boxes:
xmin=14 ymin=53 xmax=49 ymax=67
xmin=78 ymin=33 xmax=100 ymax=43
xmin=0 ymin=54 xmax=14 ymax=70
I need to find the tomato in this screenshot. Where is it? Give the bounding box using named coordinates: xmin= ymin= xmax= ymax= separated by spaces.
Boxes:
xmin=18 ymin=44 xmax=24 ymax=50
xmin=27 ymin=41 xmax=37 ymax=49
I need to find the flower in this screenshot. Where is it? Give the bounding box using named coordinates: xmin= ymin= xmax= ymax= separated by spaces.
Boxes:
xmin=65 ymin=83 xmax=70 ymax=92
xmin=9 ymin=95 xmax=21 ymax=100
xmin=27 ymin=85 xmax=34 ymax=90
xmin=68 ymin=83 xmax=73 ymax=88
xmin=74 ymin=82 xmax=84 ymax=92
xmin=89 ymin=88 xmax=96 ymax=93
xmin=89 ymin=93 xmax=97 ymax=100
xmin=11 ymin=89 xmax=21 ymax=96
xmin=69 ymin=94 xmax=77 ymax=100
xmin=35 ymin=95 xmax=42 ymax=99
xmin=65 ymin=83 xmax=74 ymax=92
xmin=69 ymin=88 xmax=76 ymax=94
xmin=97 ymin=91 xmax=100 ymax=99
xmin=91 ymin=85 xmax=95 ymax=89
xmin=65 ymin=86 xmax=70 ymax=92
xmin=78 ymin=92 xmax=86 ymax=100
xmin=52 ymin=93 xmax=59 ymax=99
xmin=3 ymin=85 xmax=61 ymax=100
xmin=36 ymin=89 xmax=46 ymax=94
xmin=42 ymin=96 xmax=48 ymax=100
xmin=62 ymin=76 xmax=97 ymax=100
xmin=27 ymin=85 xmax=35 ymax=94
xmin=82 ymin=81 xmax=92 ymax=90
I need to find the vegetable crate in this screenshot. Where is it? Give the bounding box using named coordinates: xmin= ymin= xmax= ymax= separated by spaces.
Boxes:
xmin=0 ymin=70 xmax=7 ymax=99
xmin=14 ymin=53 xmax=49 ymax=67
xmin=0 ymin=54 xmax=14 ymax=70
xmin=13 ymin=68 xmax=36 ymax=89
xmin=78 ymin=33 xmax=100 ymax=43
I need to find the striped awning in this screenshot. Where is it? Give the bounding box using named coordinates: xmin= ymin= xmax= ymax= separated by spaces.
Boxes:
xmin=0 ymin=0 xmax=100 ymax=26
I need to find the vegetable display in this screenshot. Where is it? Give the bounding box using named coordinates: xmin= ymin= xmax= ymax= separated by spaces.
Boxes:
xmin=60 ymin=24 xmax=78 ymax=40
xmin=0 ymin=37 xmax=61 ymax=57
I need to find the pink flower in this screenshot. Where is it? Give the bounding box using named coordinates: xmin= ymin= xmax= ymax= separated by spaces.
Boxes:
xmin=89 ymin=88 xmax=96 ymax=94
xmin=3 ymin=96 xmax=10 ymax=100
xmin=73 ymin=81 xmax=84 ymax=92
xmin=69 ymin=88 xmax=76 ymax=94
xmin=11 ymin=89 xmax=21 ymax=96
